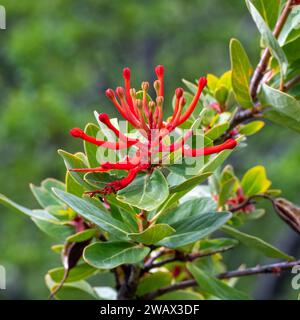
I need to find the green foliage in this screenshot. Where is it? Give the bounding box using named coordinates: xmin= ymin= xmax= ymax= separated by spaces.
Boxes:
xmin=230 ymin=38 xmax=253 ymax=108
xmin=83 ymin=242 xmax=150 ymax=269
xmin=0 ymin=0 xmax=299 ymax=301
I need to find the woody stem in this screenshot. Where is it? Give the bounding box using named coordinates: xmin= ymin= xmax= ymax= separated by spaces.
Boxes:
xmin=141 ymin=259 xmax=300 ymax=300
xmin=249 ymin=0 xmax=293 ymax=100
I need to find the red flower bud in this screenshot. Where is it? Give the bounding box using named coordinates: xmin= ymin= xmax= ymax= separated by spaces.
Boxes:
xmin=116 ymin=86 xmax=125 ymax=98
xmin=105 ymin=88 xmax=115 ymax=100
xmin=155 ymin=65 xmax=164 ymax=78
xmin=175 ymin=87 xmax=184 ymax=98
xmin=123 ymin=67 xmax=131 ymax=80
xmin=70 ymin=128 xmax=85 ymax=138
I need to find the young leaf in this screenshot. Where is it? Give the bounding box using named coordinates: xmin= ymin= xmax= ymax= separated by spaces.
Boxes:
xmin=246 ymin=0 xmax=288 ymax=76
xmin=128 ymin=224 xmax=175 ymax=245
xmin=221 ymin=225 xmax=294 ymax=260
xmin=241 ymin=165 xmax=271 ymax=197
xmin=58 ymin=149 xmax=91 ymax=189
xmin=83 ymin=241 xmax=150 ymax=269
xmin=230 ymin=38 xmax=253 ymax=108
xmin=117 ymin=169 xmax=169 ymax=211
xmin=206 ymin=123 xmax=229 ymax=140
xmin=66 ymin=172 xmax=85 ymax=197
xmin=218 ymin=177 xmax=238 ymax=207
xmin=83 ymin=123 xmax=100 ymax=168
xmin=158 ymin=211 xmax=232 ymax=248
xmin=187 ymin=263 xmax=250 ymax=300
xmin=238 ymin=121 xmax=265 ymax=136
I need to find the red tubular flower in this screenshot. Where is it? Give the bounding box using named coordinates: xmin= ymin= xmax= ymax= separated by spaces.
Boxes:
xmin=98 ymin=113 xmax=139 ymax=144
xmin=155 ymin=65 xmax=164 ymax=97
xmin=177 ymin=77 xmax=207 ymax=126
xmin=70 ymin=128 xmax=137 ymax=149
xmin=183 ymin=138 xmax=237 ymax=157
xmin=69 ymin=65 xmax=237 ymax=196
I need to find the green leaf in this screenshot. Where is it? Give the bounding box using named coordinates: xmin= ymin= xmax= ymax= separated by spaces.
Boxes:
xmin=33 ymin=218 xmax=73 ymax=241
xmin=246 ymin=0 xmax=288 ymax=76
xmin=117 ymin=169 xmax=169 ymax=211
xmin=66 ymin=172 xmax=85 ymax=197
xmin=222 ymin=225 xmax=294 ymax=260
xmin=278 ymin=5 xmax=300 ymax=45
xmin=218 ymin=177 xmax=238 ymax=207
xmin=129 ymin=224 xmax=175 ymax=245
xmin=199 ymin=238 xmax=239 ymax=252
xmin=83 ymin=241 xmax=150 ymax=269
xmin=264 ymin=109 xmax=300 ymax=133
xmin=58 ymin=149 xmax=91 ymax=189
xmin=206 ymin=123 xmax=229 ymax=140
xmin=215 ymin=86 xmax=228 ymax=105
xmin=46 ymin=275 xmax=97 ymax=300
xmin=84 ymin=171 xmax=124 ymax=189
xmin=230 ymin=38 xmax=253 ymax=108
xmin=53 ymin=189 xmax=130 ymax=238
xmin=164 ymin=147 xmax=236 ymax=209
xmin=238 ymin=120 xmax=265 ymax=136
xmin=0 ymin=193 xmax=58 ymax=222
xmin=158 ymin=211 xmax=232 ymax=248
xmin=42 ymin=178 xmax=65 ymax=193
xmin=136 ymin=271 xmax=173 ymax=297
xmin=187 ymin=263 xmax=250 ymax=300
xmin=158 ymin=197 xmax=217 ymax=225
xmin=157 ymin=290 xmax=204 ymax=300
xmin=83 ymin=123 xmax=100 ymax=168
xmin=170 ymin=172 xmax=212 ymax=194
xmin=251 ymin=0 xmax=280 ymax=29
xmin=48 ymin=263 xmax=97 ymax=283
xmin=30 ymin=184 xmax=62 ymax=208
xmin=66 ymin=229 xmax=97 ymax=243
xmin=207 ymin=74 xmax=219 ymax=92
xmin=241 ymin=165 xmax=271 ymax=196
xmin=259 ymin=84 xmax=300 ymax=121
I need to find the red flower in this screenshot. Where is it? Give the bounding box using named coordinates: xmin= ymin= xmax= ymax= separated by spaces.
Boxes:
xmin=70 ymin=66 xmax=237 ymax=196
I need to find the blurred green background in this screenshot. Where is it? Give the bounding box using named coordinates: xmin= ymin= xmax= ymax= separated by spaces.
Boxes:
xmin=0 ymin=0 xmax=299 ymax=299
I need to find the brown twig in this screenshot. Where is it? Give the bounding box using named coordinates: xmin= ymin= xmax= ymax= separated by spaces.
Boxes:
xmin=249 ymin=0 xmax=293 ymax=100
xmin=143 ymin=248 xmax=173 ymax=270
xmin=141 ymin=259 xmax=300 ymax=300
xmin=284 ymin=74 xmax=300 ymax=91
xmin=230 ymin=194 xmax=274 ymax=213
xmin=142 ymin=246 xmax=235 ymax=273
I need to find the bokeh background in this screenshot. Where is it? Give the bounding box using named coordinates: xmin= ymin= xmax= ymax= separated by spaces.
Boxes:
xmin=0 ymin=0 xmax=299 ymax=299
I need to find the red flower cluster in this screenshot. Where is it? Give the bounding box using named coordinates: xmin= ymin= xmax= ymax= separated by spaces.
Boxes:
xmin=70 ymin=66 xmax=237 ymax=196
